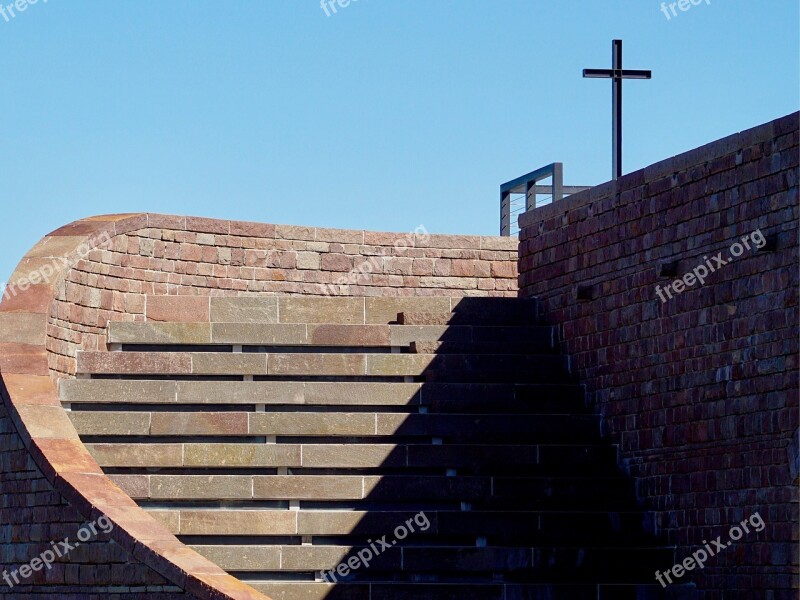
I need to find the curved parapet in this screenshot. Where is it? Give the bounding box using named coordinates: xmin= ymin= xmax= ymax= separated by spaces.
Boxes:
xmin=0 ymin=214 xmax=271 ymax=599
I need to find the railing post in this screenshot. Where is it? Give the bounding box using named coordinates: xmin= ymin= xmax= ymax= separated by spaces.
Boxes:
xmin=552 ymin=162 xmax=564 ymax=203
xmin=500 ymin=190 xmax=511 ymax=236
xmin=526 ymin=179 xmax=537 ymax=212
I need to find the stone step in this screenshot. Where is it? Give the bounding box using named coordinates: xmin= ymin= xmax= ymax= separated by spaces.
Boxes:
xmin=76 ymin=351 xmax=571 ymax=380
xmin=409 ymin=340 xmax=549 ymax=354
xmin=109 ymin=323 xmax=386 ymax=347
xmin=147 ymin=509 xmax=652 ymax=543
xmin=107 ymin=322 xmax=556 ymax=350
xmin=397 ymin=301 xmax=541 ymax=327
xmin=398 ymin=546 xmax=676 ymax=578
xmin=69 ymin=411 xmax=599 ymax=442
xmin=422 ymin=368 xmax=572 ymax=384
xmin=145 ymin=296 xmax=540 ymax=326
xmin=110 ymin=474 xmax=636 ymax=509
xmin=419 ymin=383 xmax=585 ymax=413
xmin=388 ymin=325 xmax=554 ymax=349
xmin=398 ymin=312 xmax=463 ymax=326
xmin=60 ymin=380 xmax=585 ymax=413
xmin=448 ymin=297 xmax=540 ymax=326
xmin=86 ymin=443 xmax=617 ymax=472
xmin=245 ymin=582 xmax=697 ymax=600
xmin=190 ymin=544 xmax=674 ymax=580
xmin=397 ymin=305 xmax=539 ymax=327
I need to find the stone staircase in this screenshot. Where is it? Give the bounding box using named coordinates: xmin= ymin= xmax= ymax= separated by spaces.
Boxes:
xmin=59 ymin=296 xmax=695 ymax=600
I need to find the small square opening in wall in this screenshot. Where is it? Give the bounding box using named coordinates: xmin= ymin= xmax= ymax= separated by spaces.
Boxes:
xmin=575 ymin=284 xmax=594 ymax=301
xmin=658 ymin=261 xmax=680 ymax=278
xmin=758 ymin=234 xmax=779 ymax=252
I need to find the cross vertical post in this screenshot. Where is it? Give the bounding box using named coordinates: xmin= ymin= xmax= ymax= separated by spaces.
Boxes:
xmin=583 ymin=39 xmax=652 ymax=180
xmin=612 ymin=39 xmax=623 ymax=181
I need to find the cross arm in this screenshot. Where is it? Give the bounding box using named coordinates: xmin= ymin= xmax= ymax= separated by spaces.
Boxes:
xmin=583 ymin=68 xmax=652 ymax=79
xmin=619 ymin=69 xmax=652 ymax=79
xmin=582 ymin=69 xmax=613 ymax=78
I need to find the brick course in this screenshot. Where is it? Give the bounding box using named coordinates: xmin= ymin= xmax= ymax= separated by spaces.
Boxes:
xmin=518 ymin=112 xmax=799 ymax=599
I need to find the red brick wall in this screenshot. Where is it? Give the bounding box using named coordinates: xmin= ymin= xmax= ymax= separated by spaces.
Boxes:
xmin=0 ymin=395 xmax=197 ymax=599
xmin=518 ymin=113 xmax=799 ymax=598
xmin=45 ymin=221 xmax=517 ymax=377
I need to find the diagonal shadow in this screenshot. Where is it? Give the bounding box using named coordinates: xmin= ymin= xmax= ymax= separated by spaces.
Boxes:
xmin=293 ymin=297 xmax=669 ymax=600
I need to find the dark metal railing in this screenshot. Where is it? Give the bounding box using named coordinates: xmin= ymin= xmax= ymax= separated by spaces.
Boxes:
xmin=500 ymin=163 xmax=590 ymax=236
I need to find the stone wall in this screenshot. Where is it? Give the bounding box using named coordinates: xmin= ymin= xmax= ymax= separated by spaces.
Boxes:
xmin=517 ymin=112 xmax=799 ymax=598
xmin=45 ymin=220 xmax=517 ymax=378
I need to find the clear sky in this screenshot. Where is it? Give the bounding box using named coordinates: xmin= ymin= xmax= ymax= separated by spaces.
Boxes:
xmin=1 ymin=0 xmax=798 ymax=283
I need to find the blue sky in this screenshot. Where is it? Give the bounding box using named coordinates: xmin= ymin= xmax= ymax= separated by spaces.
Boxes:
xmin=1 ymin=0 xmax=798 ymax=282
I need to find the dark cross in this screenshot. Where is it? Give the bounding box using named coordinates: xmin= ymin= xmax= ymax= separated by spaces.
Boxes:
xmin=583 ymin=39 xmax=652 ymax=180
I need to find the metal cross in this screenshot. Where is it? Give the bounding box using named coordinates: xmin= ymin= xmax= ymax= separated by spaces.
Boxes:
xmin=583 ymin=39 xmax=652 ymax=180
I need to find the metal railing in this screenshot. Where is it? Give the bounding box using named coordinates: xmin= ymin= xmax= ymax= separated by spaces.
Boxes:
xmin=500 ymin=163 xmax=590 ymax=236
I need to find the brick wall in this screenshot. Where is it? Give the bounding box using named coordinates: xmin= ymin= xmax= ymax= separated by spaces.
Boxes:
xmin=0 ymin=394 xmax=197 ymax=599
xmin=518 ymin=112 xmax=799 ymax=598
xmin=45 ymin=221 xmax=517 ymax=378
